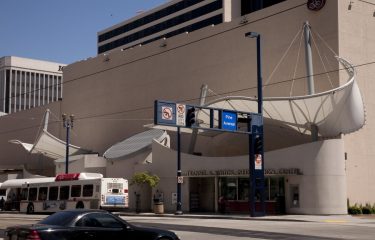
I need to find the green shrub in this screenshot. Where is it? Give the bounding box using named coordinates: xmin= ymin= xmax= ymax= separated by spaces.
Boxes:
xmin=362 ymin=204 xmax=371 ymax=214
xmin=348 ymin=204 xmax=362 ymax=215
xmin=371 ymin=204 xmax=375 ymax=214
xmin=131 ymin=171 xmax=160 ymax=188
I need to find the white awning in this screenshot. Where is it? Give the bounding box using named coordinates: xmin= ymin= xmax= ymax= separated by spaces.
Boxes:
xmin=198 ymin=58 xmax=365 ymax=137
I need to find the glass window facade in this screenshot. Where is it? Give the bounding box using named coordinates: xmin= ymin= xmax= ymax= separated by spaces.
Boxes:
xmin=241 ymin=0 xmax=286 ymax=16
xmin=219 ymin=176 xmax=284 ymax=201
xmin=98 ymin=0 xmax=206 ymax=43
xmin=98 ymin=0 xmax=223 ymax=54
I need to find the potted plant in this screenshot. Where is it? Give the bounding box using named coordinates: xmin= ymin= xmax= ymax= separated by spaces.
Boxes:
xmin=131 ymin=171 xmax=164 ymax=214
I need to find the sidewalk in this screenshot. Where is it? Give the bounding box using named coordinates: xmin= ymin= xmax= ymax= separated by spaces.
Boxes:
xmin=117 ymin=211 xmax=375 ymax=223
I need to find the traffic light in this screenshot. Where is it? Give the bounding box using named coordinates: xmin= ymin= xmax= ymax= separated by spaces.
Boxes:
xmin=186 ymin=106 xmax=196 ymax=127
xmin=254 ymin=136 xmax=263 ymax=154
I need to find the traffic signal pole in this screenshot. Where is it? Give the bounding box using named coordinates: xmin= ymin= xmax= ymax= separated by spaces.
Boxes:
xmin=175 ymin=126 xmax=183 ymax=215
xmin=246 ymin=32 xmax=265 ymax=217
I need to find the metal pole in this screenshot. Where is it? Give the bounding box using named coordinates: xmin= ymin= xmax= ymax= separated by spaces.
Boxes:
xmin=188 ymin=84 xmax=208 ymax=154
xmin=304 ymin=21 xmax=315 ymax=95
xmin=65 ymin=122 xmax=70 ymax=174
xmin=256 ymin=34 xmax=263 ymax=115
xmin=175 ymin=126 xmax=183 ymax=215
xmin=245 ymin=32 xmax=265 ymax=217
xmin=303 ymin=22 xmax=319 ymax=141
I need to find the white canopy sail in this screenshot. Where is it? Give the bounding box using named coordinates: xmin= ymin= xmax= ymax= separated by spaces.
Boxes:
xmin=9 ymin=110 xmax=90 ymax=159
xmin=198 ymin=58 xmax=365 ymax=137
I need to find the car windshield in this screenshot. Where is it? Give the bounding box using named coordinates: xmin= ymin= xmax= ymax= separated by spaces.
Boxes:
xmin=39 ymin=211 xmax=78 ymax=226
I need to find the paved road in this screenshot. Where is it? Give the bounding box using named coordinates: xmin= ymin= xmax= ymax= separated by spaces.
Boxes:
xmin=1 ymin=213 xmax=375 ymax=239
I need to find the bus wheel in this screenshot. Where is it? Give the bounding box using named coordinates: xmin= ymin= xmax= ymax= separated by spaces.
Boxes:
xmin=27 ymin=203 xmax=34 ymax=214
xmin=76 ymin=201 xmax=84 ymax=209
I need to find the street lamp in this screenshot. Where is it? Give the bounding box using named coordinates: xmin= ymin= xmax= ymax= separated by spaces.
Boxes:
xmin=245 ymin=31 xmax=265 ymax=217
xmin=245 ymin=32 xmax=262 ymax=114
xmin=62 ymin=113 xmax=74 ymax=174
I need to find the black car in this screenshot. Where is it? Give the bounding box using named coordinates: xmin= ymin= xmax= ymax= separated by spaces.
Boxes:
xmin=4 ymin=209 xmax=180 ymax=240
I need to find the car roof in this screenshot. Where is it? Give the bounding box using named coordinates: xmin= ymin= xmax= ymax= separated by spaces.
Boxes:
xmin=61 ymin=209 xmax=109 ymax=214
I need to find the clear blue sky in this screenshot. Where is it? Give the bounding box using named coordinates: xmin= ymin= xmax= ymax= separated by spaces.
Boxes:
xmin=0 ymin=0 xmax=168 ymax=64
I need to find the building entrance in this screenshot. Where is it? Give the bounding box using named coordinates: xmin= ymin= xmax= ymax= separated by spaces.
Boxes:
xmin=189 ymin=177 xmax=215 ymax=212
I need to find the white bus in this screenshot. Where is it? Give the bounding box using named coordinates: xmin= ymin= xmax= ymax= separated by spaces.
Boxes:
xmin=1 ymin=172 xmax=129 ymax=213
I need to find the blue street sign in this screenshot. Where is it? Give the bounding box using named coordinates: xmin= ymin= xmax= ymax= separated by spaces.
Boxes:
xmin=221 ymin=110 xmax=237 ymax=131
xmin=155 ymin=101 xmax=176 ymax=126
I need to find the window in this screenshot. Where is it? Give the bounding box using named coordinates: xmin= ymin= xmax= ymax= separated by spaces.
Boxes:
xmin=238 ymin=178 xmax=249 ymax=201
xmin=29 ymin=188 xmax=37 ymax=201
xmin=39 ymin=211 xmax=78 ymax=226
xmin=20 ymin=188 xmax=28 ymax=200
xmin=76 ymin=213 xmax=124 ymax=228
xmin=49 ymin=186 xmax=58 ymax=200
xmin=219 ymin=177 xmax=237 ymax=200
xmin=82 ymin=185 xmax=93 ymax=197
xmin=219 ymin=176 xmax=284 ymax=201
xmin=38 ymin=187 xmax=48 ymax=201
xmin=241 ymin=0 xmax=286 ymax=16
xmin=98 ymin=0 xmax=206 ymax=42
xmin=71 ymin=185 xmax=81 ymax=197
xmin=59 ymin=186 xmax=70 ymax=200
xmin=98 ymin=2 xmax=223 ymax=54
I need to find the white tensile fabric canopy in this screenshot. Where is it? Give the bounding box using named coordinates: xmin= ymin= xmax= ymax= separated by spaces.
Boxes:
xmin=198 ymin=58 xmax=365 ymax=137
xmin=9 ymin=110 xmax=90 ymax=159
xmin=103 ymin=129 xmax=170 ymax=160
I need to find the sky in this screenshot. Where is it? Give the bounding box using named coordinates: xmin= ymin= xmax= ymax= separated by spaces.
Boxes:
xmin=0 ymin=0 xmax=168 ymax=64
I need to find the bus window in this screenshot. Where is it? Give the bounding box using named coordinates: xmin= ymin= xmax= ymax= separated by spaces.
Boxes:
xmin=83 ymin=185 xmax=93 ymax=197
xmin=20 ymin=188 xmax=28 ymax=200
xmin=60 ymin=186 xmax=70 ymax=200
xmin=0 ymin=189 xmax=6 ymax=196
xmin=29 ymin=188 xmax=37 ymax=201
xmin=49 ymin=186 xmax=58 ymax=200
xmin=71 ymin=185 xmax=81 ymax=197
xmin=38 ymin=187 xmax=48 ymax=201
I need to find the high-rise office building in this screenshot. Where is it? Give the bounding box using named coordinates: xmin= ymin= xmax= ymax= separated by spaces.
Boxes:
xmin=97 ymin=0 xmax=286 ymax=54
xmin=0 ymin=56 xmax=65 ymax=114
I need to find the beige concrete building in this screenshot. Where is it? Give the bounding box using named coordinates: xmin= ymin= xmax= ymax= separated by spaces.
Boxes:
xmin=0 ymin=0 xmax=374 ymax=214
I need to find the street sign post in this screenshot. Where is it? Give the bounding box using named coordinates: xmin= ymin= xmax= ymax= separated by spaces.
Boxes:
xmin=154 ymin=100 xmax=264 ymax=216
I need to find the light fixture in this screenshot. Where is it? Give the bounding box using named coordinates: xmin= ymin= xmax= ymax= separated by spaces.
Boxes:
xmin=160 ymin=37 xmax=167 ymax=47
xmin=348 ymin=1 xmax=353 ymax=10
xmin=240 ymin=17 xmax=248 ymax=25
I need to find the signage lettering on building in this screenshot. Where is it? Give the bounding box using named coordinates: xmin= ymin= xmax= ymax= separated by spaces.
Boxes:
xmin=183 ymin=168 xmax=302 ymax=177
